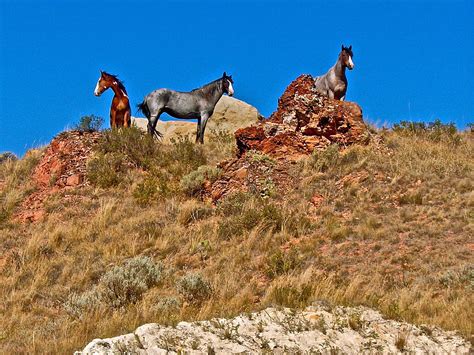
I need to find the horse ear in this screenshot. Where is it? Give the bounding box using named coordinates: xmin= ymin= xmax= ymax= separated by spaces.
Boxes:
xmin=349 ymin=45 xmax=352 ymax=50
xmin=341 ymin=44 xmax=344 ymax=50
xmin=223 ymin=72 xmax=227 ymax=78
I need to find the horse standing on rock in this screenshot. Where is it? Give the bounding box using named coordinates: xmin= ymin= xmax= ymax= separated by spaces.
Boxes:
xmin=314 ymin=45 xmax=354 ymax=101
xmin=137 ymin=72 xmax=234 ymax=144
xmin=94 ymin=71 xmax=131 ymax=128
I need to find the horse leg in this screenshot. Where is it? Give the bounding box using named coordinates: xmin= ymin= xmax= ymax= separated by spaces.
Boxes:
xmin=123 ymin=110 xmax=131 ymax=128
xmin=148 ymin=112 xmax=163 ymax=139
xmin=195 ymin=118 xmax=202 ymax=143
xmin=198 ymin=113 xmax=210 ymax=144
xmin=110 ymin=109 xmax=117 ymax=129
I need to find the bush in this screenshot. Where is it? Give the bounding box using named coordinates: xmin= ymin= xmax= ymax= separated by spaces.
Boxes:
xmin=100 ymin=256 xmax=163 ymax=308
xmin=217 ymin=192 xmax=253 ymax=217
xmin=177 ymin=201 xmax=214 ymax=226
xmin=180 ymin=165 xmax=221 ymax=196
xmin=217 ymin=199 xmax=286 ymax=240
xmin=0 ymin=152 xmax=17 ymax=164
xmin=393 ymin=119 xmax=460 ymax=144
xmin=75 ymin=115 xmax=103 ymax=132
xmin=86 ymin=152 xmax=125 ymax=188
xmin=311 ymin=144 xmax=340 ymax=172
xmin=98 ymin=127 xmax=158 ymax=169
xmin=265 ymin=248 xmax=300 ymax=279
xmin=176 ymin=273 xmax=212 ymax=303
xmin=133 ymin=174 xmax=171 ymax=205
xmin=152 ymin=296 xmax=181 ymax=315
xmin=64 ymin=289 xmax=102 ymax=319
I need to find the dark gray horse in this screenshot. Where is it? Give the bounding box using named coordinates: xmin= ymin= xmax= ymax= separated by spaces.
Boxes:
xmin=137 ymin=72 xmax=234 ymax=143
xmin=314 ymin=45 xmax=354 ymax=101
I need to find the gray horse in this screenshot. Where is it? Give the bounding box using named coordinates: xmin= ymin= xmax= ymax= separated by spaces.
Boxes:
xmin=137 ymin=72 xmax=234 ymax=143
xmin=314 ymin=45 xmax=354 ymax=101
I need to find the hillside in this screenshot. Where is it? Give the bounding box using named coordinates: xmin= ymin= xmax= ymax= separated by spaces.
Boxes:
xmin=0 ymin=77 xmax=473 ymax=353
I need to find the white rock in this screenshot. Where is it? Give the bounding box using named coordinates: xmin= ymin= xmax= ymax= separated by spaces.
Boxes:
xmin=78 ymin=306 xmax=471 ymax=354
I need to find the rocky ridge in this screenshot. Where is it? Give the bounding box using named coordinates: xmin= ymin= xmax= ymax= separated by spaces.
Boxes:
xmin=207 ymin=74 xmax=369 ymax=201
xmin=79 ymin=305 xmax=471 ymax=354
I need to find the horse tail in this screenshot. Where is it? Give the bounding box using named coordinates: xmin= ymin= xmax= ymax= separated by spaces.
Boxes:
xmin=136 ymin=99 xmax=150 ymax=119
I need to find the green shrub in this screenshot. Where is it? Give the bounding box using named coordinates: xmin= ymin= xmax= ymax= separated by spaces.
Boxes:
xmin=393 ymin=119 xmax=460 ymax=144
xmin=100 ymin=256 xmax=163 ymax=308
xmin=217 ymin=217 xmax=245 ymax=240
xmin=247 ymin=150 xmax=276 ymax=166
xmin=64 ymin=289 xmax=102 ymax=319
xmin=152 ymin=296 xmax=181 ymax=316
xmin=133 ymin=174 xmax=171 ymax=205
xmin=217 ymin=199 xmax=286 ymax=240
xmin=217 ymin=192 xmax=253 ymax=217
xmin=86 ymin=152 xmax=125 ymax=188
xmin=74 ymin=115 xmax=103 ymax=132
xmin=98 ymin=127 xmax=158 ymax=169
xmin=180 ymin=165 xmax=221 ymax=196
xmin=265 ymin=248 xmax=300 ymax=279
xmin=167 ymin=136 xmax=207 ymax=176
xmin=311 ymin=144 xmax=340 ymax=172
xmin=176 ymin=273 xmax=212 ymax=303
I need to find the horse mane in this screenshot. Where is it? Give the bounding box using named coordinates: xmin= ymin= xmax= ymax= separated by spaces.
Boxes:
xmin=103 ymin=71 xmax=128 ymax=94
xmin=191 ymin=78 xmax=222 ymax=97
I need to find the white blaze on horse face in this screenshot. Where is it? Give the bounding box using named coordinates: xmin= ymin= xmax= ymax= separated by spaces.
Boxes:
xmin=94 ymin=78 xmax=101 ymax=96
xmin=227 ymin=80 xmax=234 ymax=96
xmin=347 ymin=56 xmax=354 ymax=70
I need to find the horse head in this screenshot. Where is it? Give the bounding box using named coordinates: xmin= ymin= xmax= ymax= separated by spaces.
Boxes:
xmin=340 ymin=45 xmax=354 ymax=70
xmin=222 ymin=72 xmax=234 ymax=97
xmin=94 ymin=70 xmax=114 ymax=96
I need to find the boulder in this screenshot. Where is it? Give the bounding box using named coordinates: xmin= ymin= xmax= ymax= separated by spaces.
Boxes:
xmin=132 ymin=96 xmax=262 ymax=142
xmin=235 ymin=74 xmax=368 ymax=160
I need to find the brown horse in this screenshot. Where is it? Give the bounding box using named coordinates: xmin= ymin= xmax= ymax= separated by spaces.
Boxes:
xmin=94 ymin=71 xmax=131 ymax=128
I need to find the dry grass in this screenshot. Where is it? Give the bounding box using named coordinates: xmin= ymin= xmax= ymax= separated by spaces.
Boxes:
xmin=0 ymin=126 xmax=472 ymax=353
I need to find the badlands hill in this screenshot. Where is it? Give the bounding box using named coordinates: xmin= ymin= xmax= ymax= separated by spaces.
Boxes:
xmin=0 ymin=75 xmax=472 ymax=354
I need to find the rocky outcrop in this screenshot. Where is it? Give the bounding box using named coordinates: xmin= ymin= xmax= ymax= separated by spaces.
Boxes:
xmin=15 ymin=131 xmax=101 ymax=222
xmin=206 ymin=75 xmax=369 ymax=201
xmin=79 ymin=305 xmax=471 ymax=354
xmin=235 ymin=74 xmax=367 ymax=160
xmin=132 ymin=96 xmax=262 ymax=142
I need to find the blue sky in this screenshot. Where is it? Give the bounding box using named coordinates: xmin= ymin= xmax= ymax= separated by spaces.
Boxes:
xmin=0 ymin=0 xmax=473 ymax=156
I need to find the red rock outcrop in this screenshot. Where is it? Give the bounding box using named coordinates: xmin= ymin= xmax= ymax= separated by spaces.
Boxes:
xmin=207 ymin=74 xmax=368 ymax=201
xmin=235 ymin=74 xmax=367 ymax=160
xmin=16 ymin=130 xmax=101 ymax=222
